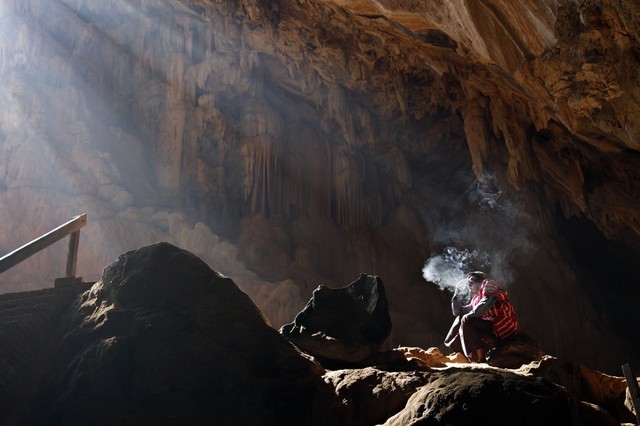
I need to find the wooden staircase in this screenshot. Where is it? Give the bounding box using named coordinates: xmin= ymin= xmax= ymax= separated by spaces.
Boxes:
xmin=0 ymin=214 xmax=91 ymax=408
xmin=0 ymin=284 xmax=86 ymax=393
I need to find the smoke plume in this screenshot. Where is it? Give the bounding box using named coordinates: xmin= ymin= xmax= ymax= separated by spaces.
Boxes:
xmin=422 ymin=247 xmax=490 ymax=293
xmin=422 ymin=173 xmax=535 ymax=293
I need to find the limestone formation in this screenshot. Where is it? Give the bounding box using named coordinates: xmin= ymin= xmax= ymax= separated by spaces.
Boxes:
xmin=0 ymin=284 xmax=85 ymax=421
xmin=0 ymin=244 xmax=638 ymax=425
xmin=322 ymin=367 xmax=433 ymax=426
xmin=0 ymin=0 xmax=639 ymax=377
xmin=3 ymin=243 xmax=325 ymax=425
xmin=280 ymin=273 xmax=392 ymax=366
xmin=383 ymin=369 xmax=620 ymax=426
xmin=486 ymin=332 xmax=545 ymax=369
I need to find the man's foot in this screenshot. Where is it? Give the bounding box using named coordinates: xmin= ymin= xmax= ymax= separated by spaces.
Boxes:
xmin=467 ymin=348 xmax=486 ymax=363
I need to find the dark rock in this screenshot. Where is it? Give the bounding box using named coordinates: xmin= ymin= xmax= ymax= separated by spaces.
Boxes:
xmin=519 ymin=355 xmax=637 ymax=424
xmin=487 ymin=332 xmax=544 ymax=369
xmin=322 ymin=367 xmax=432 ymax=425
xmin=383 ymin=369 xmax=620 ymax=426
xmin=0 ymin=285 xmax=84 ymax=420
xmin=279 ymin=273 xmax=392 ymax=366
xmin=14 ymin=243 xmax=328 ymax=426
xmin=0 ymin=243 xmax=636 ymax=425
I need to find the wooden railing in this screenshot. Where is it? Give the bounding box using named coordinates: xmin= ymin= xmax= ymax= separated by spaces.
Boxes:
xmin=622 ymin=363 xmax=640 ymax=425
xmin=0 ymin=214 xmax=87 ymax=278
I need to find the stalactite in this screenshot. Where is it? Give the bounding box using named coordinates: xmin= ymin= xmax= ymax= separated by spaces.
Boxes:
xmin=209 ymin=50 xmax=239 ymax=87
xmin=356 ymin=106 xmax=375 ymax=146
xmin=240 ymin=100 xmax=284 ymax=139
xmin=241 ymin=49 xmax=264 ymax=98
xmin=154 ymin=47 xmax=188 ymax=191
xmin=184 ymin=59 xmax=216 ymax=100
xmin=462 ymin=93 xmax=490 ymax=182
xmin=177 ymin=16 xmax=193 ymax=58
xmin=332 ymin=146 xmax=365 ymax=228
xmin=283 ymin=125 xmax=332 ymax=219
xmin=241 ymin=141 xmax=255 ymax=202
xmin=241 ymin=134 xmax=283 ymax=216
xmin=328 ymin=83 xmax=347 ymax=120
xmin=489 ymin=96 xmax=539 ymax=189
xmin=391 ymin=148 xmax=411 ymax=188
xmin=328 ymin=83 xmax=362 ymax=146
xmin=239 ymin=99 xmax=285 ymax=216
xmin=527 ymin=99 xmax=552 ymax=131
xmin=181 ymin=119 xmax=200 ymax=203
xmin=392 ymin=72 xmax=408 ymax=115
xmin=531 ymin=135 xmax=586 ymax=211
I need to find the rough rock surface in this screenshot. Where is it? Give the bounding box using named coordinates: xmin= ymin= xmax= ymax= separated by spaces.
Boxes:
xmin=382 ymin=368 xmax=619 ymax=426
xmin=519 ymin=355 xmax=638 ymax=424
xmin=322 ymin=367 xmax=432 ymax=426
xmin=397 ymin=332 xmax=545 ymax=371
xmin=0 ymin=244 xmax=638 ymax=425
xmin=280 ymin=273 xmax=392 ymax=366
xmin=2 ymin=243 xmax=326 ymax=426
xmin=487 ymin=332 xmax=545 ymax=369
xmin=0 ymin=284 xmax=85 ymax=420
xmin=0 ymin=0 xmax=639 ymax=376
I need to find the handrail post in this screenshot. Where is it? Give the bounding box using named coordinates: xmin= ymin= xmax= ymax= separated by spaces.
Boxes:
xmin=66 ymin=230 xmax=81 ymax=278
xmin=622 ymin=363 xmax=640 ymax=425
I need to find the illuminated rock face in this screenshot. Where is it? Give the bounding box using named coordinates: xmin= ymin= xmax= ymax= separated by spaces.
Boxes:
xmin=280 ymin=274 xmax=392 ymax=366
xmin=7 ymin=243 xmax=325 ymax=425
xmin=0 ymin=0 xmax=638 ymax=374
xmin=1 ymin=244 xmax=635 ymax=425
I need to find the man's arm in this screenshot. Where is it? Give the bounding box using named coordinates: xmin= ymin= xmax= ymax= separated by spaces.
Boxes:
xmin=451 ymin=287 xmax=472 ymax=316
xmin=464 ymin=295 xmax=497 ymax=318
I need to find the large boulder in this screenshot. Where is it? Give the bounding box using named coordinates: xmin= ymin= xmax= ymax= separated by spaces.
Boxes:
xmin=518 ymin=355 xmax=637 ymax=424
xmin=14 ymin=242 xmax=327 ymax=426
xmin=322 ymin=367 xmax=432 ymax=425
xmin=487 ymin=332 xmax=544 ymax=369
xmin=1 ymin=243 xmax=637 ymax=425
xmin=383 ymin=369 xmax=620 ymax=426
xmin=280 ymin=274 xmax=392 ymax=366
xmin=315 ymin=355 xmax=637 ymax=426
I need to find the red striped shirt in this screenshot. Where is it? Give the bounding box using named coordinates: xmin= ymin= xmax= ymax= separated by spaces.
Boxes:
xmin=471 ymin=279 xmax=518 ymax=339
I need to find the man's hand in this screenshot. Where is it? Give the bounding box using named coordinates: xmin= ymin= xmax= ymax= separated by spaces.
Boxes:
xmin=461 ymin=313 xmax=474 ymax=324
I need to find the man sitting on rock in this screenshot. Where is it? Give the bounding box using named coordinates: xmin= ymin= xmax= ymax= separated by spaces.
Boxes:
xmin=444 ymin=271 xmax=519 ymax=362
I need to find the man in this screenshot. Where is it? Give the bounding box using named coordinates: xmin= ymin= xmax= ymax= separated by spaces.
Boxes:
xmin=444 ymin=271 xmax=518 ymax=362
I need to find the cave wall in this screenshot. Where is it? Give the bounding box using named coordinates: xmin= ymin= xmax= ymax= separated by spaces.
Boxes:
xmin=0 ymin=0 xmax=638 ymax=374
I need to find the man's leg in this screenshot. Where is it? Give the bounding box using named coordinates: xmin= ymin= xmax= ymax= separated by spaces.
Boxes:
xmin=460 ymin=318 xmax=493 ymax=362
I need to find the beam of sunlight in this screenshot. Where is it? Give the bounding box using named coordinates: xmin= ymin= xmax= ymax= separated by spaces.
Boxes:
xmin=0 ymin=0 xmax=229 ymax=292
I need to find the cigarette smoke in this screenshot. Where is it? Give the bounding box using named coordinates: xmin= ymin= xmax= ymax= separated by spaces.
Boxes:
xmin=422 ymin=173 xmax=535 ymax=293
xmin=422 ymin=247 xmax=490 ymax=293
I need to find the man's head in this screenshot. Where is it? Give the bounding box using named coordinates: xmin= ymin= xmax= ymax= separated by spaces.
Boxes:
xmin=465 ymin=271 xmax=485 ymax=292
xmin=465 ymin=271 xmax=485 ymax=283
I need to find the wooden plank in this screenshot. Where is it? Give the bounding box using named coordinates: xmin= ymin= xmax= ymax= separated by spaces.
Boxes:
xmin=622 ymin=363 xmax=640 ymax=425
xmin=0 ymin=214 xmax=87 ymax=274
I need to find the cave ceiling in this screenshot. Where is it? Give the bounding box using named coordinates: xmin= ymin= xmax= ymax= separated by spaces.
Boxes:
xmin=232 ymin=0 xmax=640 ymax=243
xmin=1 ymin=0 xmax=640 ymax=373
xmin=7 ymin=0 xmax=634 ymax=243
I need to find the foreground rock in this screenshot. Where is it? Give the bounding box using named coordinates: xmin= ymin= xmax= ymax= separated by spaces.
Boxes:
xmin=6 ymin=243 xmax=327 ymax=426
xmin=518 ymin=356 xmax=638 ymax=424
xmin=322 ymin=367 xmax=432 ymax=425
xmin=383 ymin=368 xmax=620 ymax=426
xmin=317 ymin=353 xmax=637 ymax=426
xmin=487 ymin=332 xmax=544 ymax=368
xmin=1 ymin=0 xmax=639 ymax=377
xmin=0 ymin=244 xmax=638 ymax=425
xmin=279 ymin=274 xmax=392 ymax=366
